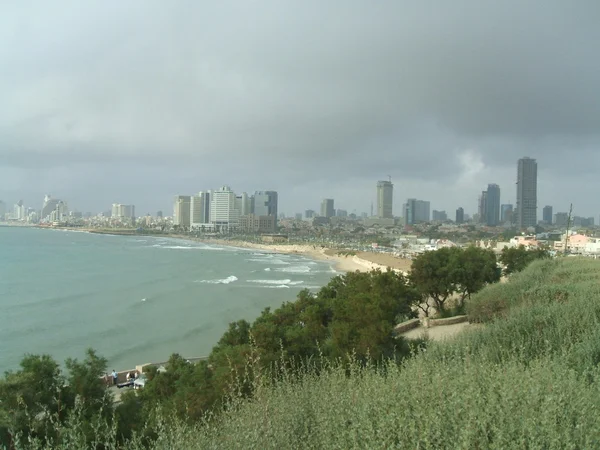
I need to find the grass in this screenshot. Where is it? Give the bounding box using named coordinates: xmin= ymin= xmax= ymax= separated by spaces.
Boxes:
xmin=12 ymin=257 xmax=600 ymax=449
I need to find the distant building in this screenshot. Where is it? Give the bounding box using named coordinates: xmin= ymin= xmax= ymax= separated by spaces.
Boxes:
xmin=13 ymin=200 xmax=25 ymax=221
xmin=173 ymin=195 xmax=191 ymax=228
xmin=485 ymin=184 xmax=500 ymax=226
xmin=235 ymin=192 xmax=252 ymax=217
xmin=543 ymin=205 xmax=553 ymax=224
xmin=210 ymin=186 xmax=238 ymax=229
xmin=295 ymin=213 xmax=302 ymax=220
xmin=432 ymin=210 xmax=447 ymax=222
xmin=321 ymin=199 xmax=335 ymax=218
xmin=112 ymin=204 xmax=135 ymax=220
xmin=376 ymin=180 xmax=393 ymax=219
xmin=238 ymin=214 xmax=276 ymax=233
xmin=455 ymin=207 xmax=464 ymax=224
xmin=573 ymin=216 xmax=595 ymax=228
xmin=554 ymin=212 xmax=569 ymax=228
xmin=305 ymin=209 xmax=315 ymax=219
xmin=404 ymin=199 xmax=430 ymax=224
xmin=191 ymin=191 xmax=211 ymax=227
xmin=516 ymin=157 xmax=538 ymax=229
xmin=336 ymin=209 xmax=348 ymax=217
xmin=156 ymin=211 xmax=163 ymax=218
xmin=501 ymin=204 xmax=513 ymax=224
xmin=42 ymin=195 xmax=62 ymax=221
xmin=0 ymin=200 xmax=6 ymax=220
xmin=478 ymin=191 xmax=487 ymax=224
xmin=253 ymin=191 xmax=278 ymax=224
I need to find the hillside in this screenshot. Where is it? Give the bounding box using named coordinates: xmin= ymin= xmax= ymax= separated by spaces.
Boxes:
xmin=174 ymin=258 xmax=600 ymax=448
xmin=8 ymin=257 xmax=600 ymax=449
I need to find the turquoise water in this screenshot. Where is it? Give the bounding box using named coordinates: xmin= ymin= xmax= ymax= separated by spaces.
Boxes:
xmin=0 ymin=227 xmax=338 ymax=373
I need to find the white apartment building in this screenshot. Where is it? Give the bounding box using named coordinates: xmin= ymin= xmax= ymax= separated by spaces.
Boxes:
xmin=173 ymin=196 xmax=191 ymax=228
xmin=210 ymin=186 xmax=239 ymax=229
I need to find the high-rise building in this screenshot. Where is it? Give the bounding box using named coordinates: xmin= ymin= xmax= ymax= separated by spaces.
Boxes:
xmin=156 ymin=211 xmax=163 ymax=218
xmin=210 ymin=186 xmax=238 ymax=229
xmin=485 ymin=184 xmax=501 ymax=226
xmin=516 ymin=157 xmax=538 ymax=229
xmin=321 ymin=199 xmax=335 ymax=218
xmin=253 ymin=191 xmax=278 ymax=222
xmin=0 ymin=200 xmax=5 ymax=220
xmin=336 ymin=209 xmax=348 ymax=217
xmin=376 ymin=180 xmax=393 ymax=219
xmin=173 ymin=195 xmax=191 ymax=228
xmin=112 ymin=204 xmax=135 ymax=220
xmin=235 ymin=192 xmax=252 ymax=216
xmin=191 ymin=191 xmax=211 ymax=226
xmin=404 ymin=199 xmax=430 ymax=224
xmin=543 ymin=205 xmax=553 ymax=224
xmin=501 ymin=204 xmax=514 ymax=224
xmin=554 ymin=212 xmax=569 ymax=228
xmin=432 ymin=210 xmax=447 ymax=222
xmin=305 ymin=210 xmax=315 ymax=219
xmin=13 ymin=200 xmax=25 ymax=221
xmin=42 ymin=195 xmax=61 ymax=221
xmin=455 ymin=207 xmax=464 ymax=224
xmin=478 ymin=191 xmax=487 ymax=224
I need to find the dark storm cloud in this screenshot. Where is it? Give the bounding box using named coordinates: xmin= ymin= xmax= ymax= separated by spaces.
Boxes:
xmin=1 ymin=1 xmax=599 ymax=215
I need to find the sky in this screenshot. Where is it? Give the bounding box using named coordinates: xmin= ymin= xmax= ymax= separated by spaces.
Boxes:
xmin=1 ymin=1 xmax=599 ymax=218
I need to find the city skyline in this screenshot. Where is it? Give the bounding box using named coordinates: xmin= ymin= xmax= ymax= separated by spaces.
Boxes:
xmin=1 ymin=3 xmax=599 ymax=220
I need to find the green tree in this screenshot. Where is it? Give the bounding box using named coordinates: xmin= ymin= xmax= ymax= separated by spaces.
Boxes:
xmin=453 ymin=246 xmax=500 ymax=307
xmin=500 ymin=245 xmax=550 ymax=275
xmin=0 ymin=354 xmax=67 ymax=446
xmin=410 ymin=247 xmax=462 ymax=314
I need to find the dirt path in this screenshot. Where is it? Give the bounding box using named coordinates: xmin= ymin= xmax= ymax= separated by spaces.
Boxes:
xmin=401 ymin=322 xmax=481 ymax=341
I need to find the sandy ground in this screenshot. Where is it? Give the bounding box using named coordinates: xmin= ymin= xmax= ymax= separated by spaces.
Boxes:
xmin=401 ymin=322 xmax=481 ymax=341
xmin=180 ymin=237 xmax=413 ymax=274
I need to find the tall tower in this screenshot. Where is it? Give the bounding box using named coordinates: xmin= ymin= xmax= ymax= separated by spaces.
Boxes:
xmin=485 ymin=184 xmax=501 ymax=226
xmin=516 ymin=157 xmax=538 ymax=229
xmin=376 ymin=180 xmax=394 ymax=219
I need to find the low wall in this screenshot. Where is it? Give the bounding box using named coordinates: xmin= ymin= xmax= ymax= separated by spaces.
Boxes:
xmin=394 ymin=318 xmax=421 ymax=334
xmin=428 ymin=315 xmax=468 ymax=327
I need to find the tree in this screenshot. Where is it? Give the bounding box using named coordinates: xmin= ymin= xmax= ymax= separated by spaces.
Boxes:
xmin=410 ymin=247 xmax=462 ymax=314
xmin=500 ymin=245 xmax=550 ymax=275
xmin=453 ymin=247 xmax=500 ymax=307
xmin=0 ymin=354 xmax=67 ymax=446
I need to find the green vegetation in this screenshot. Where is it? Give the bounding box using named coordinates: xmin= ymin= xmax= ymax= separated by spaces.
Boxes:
xmin=499 ymin=244 xmax=550 ymax=275
xmin=7 ymin=251 xmax=600 ymax=448
xmin=410 ymin=246 xmax=500 ymax=316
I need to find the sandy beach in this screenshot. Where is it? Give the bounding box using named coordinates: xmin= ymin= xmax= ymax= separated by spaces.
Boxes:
xmin=181 ymin=237 xmax=412 ymax=274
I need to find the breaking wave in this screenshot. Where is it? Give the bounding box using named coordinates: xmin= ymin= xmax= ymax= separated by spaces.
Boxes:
xmin=195 ymin=275 xmax=238 ymax=284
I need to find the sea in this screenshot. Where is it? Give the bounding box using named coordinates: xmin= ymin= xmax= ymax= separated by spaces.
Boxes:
xmin=0 ymin=227 xmax=338 ymax=374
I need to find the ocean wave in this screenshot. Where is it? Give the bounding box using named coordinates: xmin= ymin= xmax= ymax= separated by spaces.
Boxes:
xmin=247 ymin=258 xmax=289 ymax=265
xmin=267 ymin=285 xmax=290 ymax=289
xmin=195 ymin=275 xmax=238 ymax=284
xmin=264 ymin=268 xmax=271 ymax=271
xmin=248 ymin=279 xmax=292 ymax=285
xmin=275 ymin=265 xmax=312 ymax=274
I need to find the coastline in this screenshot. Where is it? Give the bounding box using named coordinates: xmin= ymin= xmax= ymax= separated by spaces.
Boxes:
xmin=170 ymin=235 xmax=412 ymax=274
xmin=36 ymin=226 xmax=413 ymax=274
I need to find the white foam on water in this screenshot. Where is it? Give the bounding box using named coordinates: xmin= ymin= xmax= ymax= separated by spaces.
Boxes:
xmin=195 ymin=275 xmax=238 ymax=284
xmin=247 ymin=258 xmax=289 ymax=265
xmin=247 ymin=279 xmax=293 ymax=285
xmin=275 ymin=265 xmax=312 ymax=274
xmin=264 ymin=268 xmax=271 ymax=271
xmin=267 ymin=285 xmax=290 ymax=289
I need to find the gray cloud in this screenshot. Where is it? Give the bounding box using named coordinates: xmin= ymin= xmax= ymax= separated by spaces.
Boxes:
xmin=1 ymin=1 xmax=599 ymax=217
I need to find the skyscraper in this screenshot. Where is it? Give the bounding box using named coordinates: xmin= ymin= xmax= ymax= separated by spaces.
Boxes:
xmin=478 ymin=191 xmax=487 ymax=224
xmin=0 ymin=200 xmax=5 ymax=220
xmin=485 ymin=184 xmax=500 ymax=226
xmin=455 ymin=207 xmax=464 ymax=224
xmin=543 ymin=205 xmax=553 ymax=224
xmin=173 ymin=195 xmax=191 ymax=228
xmin=321 ymin=199 xmax=335 ymax=218
xmin=191 ymin=191 xmax=211 ymax=226
xmin=404 ymin=199 xmax=430 ymax=224
xmin=516 ymin=157 xmax=538 ymax=229
xmin=210 ymin=186 xmax=238 ymax=229
xmin=253 ymin=191 xmax=278 ymax=221
xmin=501 ymin=204 xmax=513 ymax=224
xmin=376 ymin=180 xmax=393 ymax=219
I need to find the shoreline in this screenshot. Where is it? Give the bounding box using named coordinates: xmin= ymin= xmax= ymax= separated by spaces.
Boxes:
xmin=36 ymin=226 xmax=413 ymax=274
